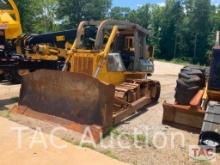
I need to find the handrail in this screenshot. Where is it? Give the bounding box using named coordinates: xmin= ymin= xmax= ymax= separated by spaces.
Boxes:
xmin=71 ymin=19 xmax=148 ymax=50
xmin=8 ymin=0 xmax=20 ymax=21
xmin=93 ymin=26 xmax=118 ymax=78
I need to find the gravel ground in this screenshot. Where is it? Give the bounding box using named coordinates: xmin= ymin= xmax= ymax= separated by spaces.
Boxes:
xmin=0 ymin=61 xmax=219 ymax=165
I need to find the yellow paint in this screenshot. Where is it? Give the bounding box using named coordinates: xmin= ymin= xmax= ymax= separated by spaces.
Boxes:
xmin=28 ymin=54 xmax=59 ymax=61
xmin=202 ymin=83 xmax=208 ymax=100
xmin=56 ymin=35 xmax=65 ymax=42
xmin=69 ymin=51 xmax=126 ymax=85
xmin=44 ymin=20 xmax=149 ymax=86
xmin=0 ymin=0 xmax=22 ymax=39
xmin=68 ymin=25 xmax=144 ymax=85
xmin=102 ymin=26 xmax=118 ymax=59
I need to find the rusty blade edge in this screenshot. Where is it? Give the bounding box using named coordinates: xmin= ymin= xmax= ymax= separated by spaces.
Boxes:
xmin=11 ymin=105 xmax=103 ymax=143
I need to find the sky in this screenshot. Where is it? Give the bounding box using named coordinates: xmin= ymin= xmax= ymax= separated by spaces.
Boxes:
xmin=112 ymin=0 xmax=220 ymax=9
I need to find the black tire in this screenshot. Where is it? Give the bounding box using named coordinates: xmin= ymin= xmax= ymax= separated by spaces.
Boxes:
xmin=175 ymin=86 xmax=200 ymax=105
xmin=181 ymin=68 xmax=203 ymax=78
xmin=179 ymin=76 xmax=203 ymax=87
xmin=176 ymin=83 xmax=200 ymax=92
xmin=183 ymin=66 xmax=206 ymax=73
xmin=199 ymin=132 xmax=220 ymax=152
xmin=182 ymin=66 xmax=206 ymax=84
xmin=179 ymin=72 xmax=191 ymax=79
xmin=175 ymin=66 xmax=206 ymax=105
xmin=152 ymin=82 xmax=161 ymax=102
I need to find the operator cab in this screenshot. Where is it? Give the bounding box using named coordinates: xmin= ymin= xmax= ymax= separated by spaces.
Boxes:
xmin=109 ymin=32 xmax=154 ymax=73
xmin=75 ymin=20 xmax=154 ymax=74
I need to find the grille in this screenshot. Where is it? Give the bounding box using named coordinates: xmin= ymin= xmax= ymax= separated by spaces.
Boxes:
xmin=72 ymin=56 xmax=94 ymax=75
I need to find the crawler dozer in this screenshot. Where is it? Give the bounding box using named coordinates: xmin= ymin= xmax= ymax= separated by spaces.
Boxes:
xmin=13 ymin=20 xmax=161 ymax=141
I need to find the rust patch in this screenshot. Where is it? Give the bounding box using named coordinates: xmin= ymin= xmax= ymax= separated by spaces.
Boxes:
xmin=11 ymin=105 xmax=103 ymax=143
xmin=19 ymin=70 xmax=115 ymax=129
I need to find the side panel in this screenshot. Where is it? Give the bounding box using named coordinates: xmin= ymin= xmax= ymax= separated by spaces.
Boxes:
xmin=69 ymin=52 xmax=126 ymax=85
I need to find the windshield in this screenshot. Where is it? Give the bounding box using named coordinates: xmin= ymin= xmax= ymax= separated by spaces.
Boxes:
xmin=0 ymin=0 xmax=12 ymax=10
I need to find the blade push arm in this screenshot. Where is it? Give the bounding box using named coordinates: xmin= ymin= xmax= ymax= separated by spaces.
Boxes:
xmin=93 ymin=25 xmax=118 ymax=78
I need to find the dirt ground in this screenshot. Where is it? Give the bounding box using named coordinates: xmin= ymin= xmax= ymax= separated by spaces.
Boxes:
xmin=0 ymin=61 xmax=219 ymax=165
xmin=0 ymin=117 xmax=127 ymax=165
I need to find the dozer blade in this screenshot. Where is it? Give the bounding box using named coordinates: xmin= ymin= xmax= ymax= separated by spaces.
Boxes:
xmin=162 ymin=102 xmax=205 ymax=132
xmin=13 ymin=70 xmax=115 ymax=139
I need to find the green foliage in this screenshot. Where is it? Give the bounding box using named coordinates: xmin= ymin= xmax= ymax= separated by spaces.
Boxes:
xmin=189 ymin=0 xmax=211 ymax=63
xmin=128 ymin=4 xmax=151 ymax=28
xmin=14 ymin=0 xmax=33 ymax=32
xmin=15 ymin=0 xmax=58 ymax=33
xmin=13 ymin=0 xmax=220 ymax=64
xmin=110 ymin=7 xmax=131 ymax=20
xmin=149 ymin=5 xmax=164 ymax=56
xmin=56 ymin=0 xmax=111 ymax=28
xmin=159 ymin=0 xmax=184 ymax=60
xmin=33 ymin=0 xmax=59 ymax=33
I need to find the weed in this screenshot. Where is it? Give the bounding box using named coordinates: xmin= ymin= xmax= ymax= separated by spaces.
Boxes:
xmin=10 ymin=97 xmax=19 ymax=103
xmin=101 ymin=150 xmax=118 ymax=160
xmin=81 ymin=143 xmax=95 ymax=150
xmin=111 ymin=129 xmax=121 ymax=138
xmin=111 ymin=130 xmax=154 ymax=147
xmin=0 ymin=110 xmax=11 ymax=118
xmin=133 ymin=160 xmax=138 ymax=165
xmin=196 ymin=160 xmax=212 ymax=165
xmin=62 ymin=137 xmax=80 ymax=146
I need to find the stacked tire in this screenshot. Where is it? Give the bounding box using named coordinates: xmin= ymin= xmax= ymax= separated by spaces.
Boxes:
xmin=175 ymin=66 xmax=208 ymax=105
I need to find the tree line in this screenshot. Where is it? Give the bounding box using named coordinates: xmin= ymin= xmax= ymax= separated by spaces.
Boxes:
xmin=15 ymin=0 xmax=220 ymax=64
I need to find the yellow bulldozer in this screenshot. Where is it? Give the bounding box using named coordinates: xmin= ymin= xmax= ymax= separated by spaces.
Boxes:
xmin=13 ymin=20 xmax=161 ymax=141
xmin=0 ymin=0 xmax=76 ymax=83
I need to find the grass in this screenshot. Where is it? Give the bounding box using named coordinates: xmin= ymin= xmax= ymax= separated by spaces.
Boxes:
xmin=111 ymin=129 xmax=154 ymax=147
xmin=111 ymin=129 xmax=121 ymax=138
xmin=62 ymin=137 xmax=80 ymax=146
xmin=136 ymin=134 xmax=147 ymax=143
xmin=101 ymin=150 xmax=118 ymax=160
xmin=8 ymin=97 xmax=19 ymax=103
xmin=0 ymin=110 xmax=11 ymax=118
xmin=80 ymin=143 xmax=96 ymax=150
xmin=132 ymin=160 xmax=138 ymax=165
xmin=0 ymin=97 xmax=19 ymax=119
xmin=196 ymin=160 xmax=212 ymax=165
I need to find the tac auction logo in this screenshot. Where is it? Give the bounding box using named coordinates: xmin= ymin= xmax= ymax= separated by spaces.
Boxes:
xmin=189 ymin=145 xmax=216 ymax=161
